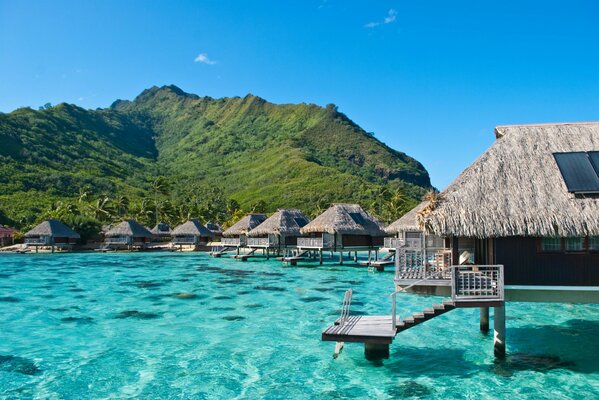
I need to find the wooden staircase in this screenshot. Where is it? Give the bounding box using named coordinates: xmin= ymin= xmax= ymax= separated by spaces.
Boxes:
xmin=396 ymin=299 xmax=455 ymax=333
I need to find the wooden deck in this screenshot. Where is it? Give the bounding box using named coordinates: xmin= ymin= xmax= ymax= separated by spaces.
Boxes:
xmin=322 ymin=316 xmax=396 ymax=344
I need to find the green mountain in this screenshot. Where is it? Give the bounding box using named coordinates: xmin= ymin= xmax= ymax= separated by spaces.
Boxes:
xmin=0 ymin=85 xmax=431 ymax=228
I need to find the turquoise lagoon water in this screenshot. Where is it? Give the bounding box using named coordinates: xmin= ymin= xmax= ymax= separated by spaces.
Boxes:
xmin=0 ymin=252 xmax=598 ymax=399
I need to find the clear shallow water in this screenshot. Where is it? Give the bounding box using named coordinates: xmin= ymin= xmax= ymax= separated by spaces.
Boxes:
xmin=0 ymin=253 xmax=598 ymax=399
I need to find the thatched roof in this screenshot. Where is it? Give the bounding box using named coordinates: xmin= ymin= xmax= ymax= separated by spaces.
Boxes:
xmin=151 ymin=222 xmax=171 ymax=236
xmin=300 ymin=204 xmax=386 ymax=236
xmin=248 ymin=209 xmax=310 ymax=237
xmin=24 ymin=220 xmax=80 ymax=239
xmin=206 ymin=222 xmax=222 ymax=234
xmin=105 ymin=220 xmax=153 ymax=238
xmin=385 ymin=202 xmax=428 ymax=234
xmin=421 ymin=122 xmax=599 ymax=238
xmin=171 ymin=219 xmax=212 ymax=237
xmin=223 ymin=214 xmax=267 ymax=237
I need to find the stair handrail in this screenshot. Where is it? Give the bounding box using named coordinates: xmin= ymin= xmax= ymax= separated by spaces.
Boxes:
xmin=389 ymin=269 xmax=445 ymax=331
xmin=339 ymin=289 xmax=353 ymax=327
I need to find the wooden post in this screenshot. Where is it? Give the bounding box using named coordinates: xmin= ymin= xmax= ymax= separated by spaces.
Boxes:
xmin=364 ymin=342 xmax=390 ymax=360
xmin=338 ymin=251 xmax=343 ymax=265
xmin=451 ymin=237 xmax=459 ymax=265
xmin=493 ymin=305 xmax=506 ymax=358
xmin=375 ymin=249 xmax=379 ymax=261
xmin=353 ymin=251 xmax=358 ymax=263
xmin=319 ymin=249 xmax=323 ymax=265
xmin=480 ymin=307 xmax=489 ymax=333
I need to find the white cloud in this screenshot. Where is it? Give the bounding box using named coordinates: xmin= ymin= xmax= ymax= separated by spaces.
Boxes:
xmin=194 ymin=53 xmax=217 ymax=65
xmin=365 ymin=9 xmax=397 ymax=28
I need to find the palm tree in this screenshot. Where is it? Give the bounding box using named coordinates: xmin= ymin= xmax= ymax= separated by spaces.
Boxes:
xmin=151 ymin=176 xmax=171 ymax=225
xmin=87 ymin=197 xmax=112 ymax=222
xmin=113 ymin=195 xmax=129 ymax=217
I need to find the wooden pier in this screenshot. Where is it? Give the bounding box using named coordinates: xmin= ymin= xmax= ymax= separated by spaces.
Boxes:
xmin=322 ymin=264 xmax=505 ymax=360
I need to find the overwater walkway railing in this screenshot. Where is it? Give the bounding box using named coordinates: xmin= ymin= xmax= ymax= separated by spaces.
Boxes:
xmin=451 ymin=265 xmax=504 ymax=302
xmin=297 ymin=237 xmax=328 ymax=248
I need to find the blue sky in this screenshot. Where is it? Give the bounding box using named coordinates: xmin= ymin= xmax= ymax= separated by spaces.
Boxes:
xmin=1 ymin=1 xmax=598 ymax=189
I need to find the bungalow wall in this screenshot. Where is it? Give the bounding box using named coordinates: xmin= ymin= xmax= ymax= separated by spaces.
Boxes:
xmin=494 ymin=237 xmax=599 ymax=286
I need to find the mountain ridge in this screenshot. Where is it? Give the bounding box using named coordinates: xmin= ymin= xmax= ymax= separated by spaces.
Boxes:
xmin=0 ymin=85 xmax=432 ymax=228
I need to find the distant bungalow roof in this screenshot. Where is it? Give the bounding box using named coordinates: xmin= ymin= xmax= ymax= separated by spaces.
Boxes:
xmin=171 ymin=219 xmax=212 ymax=237
xmin=248 ymin=209 xmax=310 ymax=237
xmin=105 ymin=220 xmax=153 ymax=238
xmin=421 ymin=122 xmax=599 ymax=238
xmin=24 ymin=220 xmax=80 ymax=239
xmin=223 ymin=214 xmax=267 ymax=237
xmin=300 ymin=204 xmax=385 ymax=236
xmin=151 ymin=222 xmax=172 ymax=236
xmin=385 ymin=202 xmax=428 ymax=234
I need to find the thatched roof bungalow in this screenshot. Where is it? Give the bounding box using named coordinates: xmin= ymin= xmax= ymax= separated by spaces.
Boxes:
xmin=299 ymin=204 xmax=385 ymax=251
xmin=385 ymin=201 xmax=446 ymax=255
xmin=221 ymin=214 xmax=267 ymax=247
xmin=24 ymin=220 xmax=80 ymax=250
xmin=105 ymin=220 xmax=153 ymax=247
xmin=151 ymin=222 xmax=172 ymax=238
xmin=171 ymin=219 xmax=213 ymax=246
xmin=206 ymin=222 xmax=223 ymax=238
xmin=247 ymin=209 xmax=310 ymax=249
xmin=419 ymin=122 xmax=599 ymax=295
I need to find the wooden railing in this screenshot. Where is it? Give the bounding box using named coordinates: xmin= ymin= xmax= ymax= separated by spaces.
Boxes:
xmin=172 ymin=236 xmax=197 ymax=245
xmin=451 ymin=265 xmax=504 ymax=302
xmin=247 ymin=237 xmax=272 ymax=247
xmin=221 ymin=237 xmax=242 ymax=246
xmin=24 ymin=237 xmax=49 ymax=245
xmin=384 ymin=237 xmax=403 ymax=249
xmin=297 ymin=237 xmax=328 ymax=248
xmin=105 ymin=237 xmax=129 ymax=245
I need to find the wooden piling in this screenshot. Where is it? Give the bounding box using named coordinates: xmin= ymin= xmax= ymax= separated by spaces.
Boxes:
xmin=480 ymin=307 xmax=489 ymax=333
xmin=493 ymin=305 xmax=506 ymax=358
xmin=364 ymin=343 xmax=390 ymax=360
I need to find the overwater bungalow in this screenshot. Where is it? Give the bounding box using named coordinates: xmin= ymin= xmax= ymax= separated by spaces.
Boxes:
xmin=384 ymin=201 xmax=451 ymax=274
xmin=150 ymin=222 xmax=172 ymax=240
xmin=322 ymin=122 xmax=599 ymax=360
xmin=23 ymin=220 xmax=80 ymax=252
xmin=246 ymin=209 xmax=310 ymax=257
xmin=298 ymin=204 xmax=385 ymax=264
xmin=0 ymin=224 xmax=15 ymax=247
xmin=220 ymin=213 xmax=267 ymax=249
xmin=206 ymin=222 xmax=223 ymax=238
xmin=104 ymin=220 xmax=153 ymax=249
xmin=171 ymin=219 xmax=213 ymax=249
xmin=216 ymin=214 xmax=268 ymax=260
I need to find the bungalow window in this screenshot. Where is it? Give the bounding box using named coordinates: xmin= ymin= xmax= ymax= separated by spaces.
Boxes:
xmin=564 ymin=237 xmax=584 ymax=252
xmin=589 ymin=236 xmax=599 ymax=251
xmin=540 ymin=237 xmax=562 ymax=252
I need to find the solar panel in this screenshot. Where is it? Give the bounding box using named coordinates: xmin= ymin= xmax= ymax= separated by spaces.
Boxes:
xmin=553 ymin=152 xmax=599 ymax=193
xmin=589 ymin=151 xmax=599 ymax=175
xmin=293 ymin=217 xmax=308 ymax=227
xmin=349 ymin=212 xmax=365 ymax=225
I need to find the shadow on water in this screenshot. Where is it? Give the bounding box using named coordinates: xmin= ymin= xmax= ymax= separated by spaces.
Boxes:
xmin=0 ymin=355 xmax=41 ymax=375
xmin=114 ymin=310 xmax=161 ymax=320
xmin=386 ymin=380 xmax=435 ymax=398
xmin=384 ymin=347 xmax=478 ymax=378
xmin=491 ymin=353 xmax=576 ymax=377
xmin=505 ymin=318 xmax=599 ymax=374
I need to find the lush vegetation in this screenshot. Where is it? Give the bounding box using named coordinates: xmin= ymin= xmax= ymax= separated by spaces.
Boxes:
xmin=0 ymin=85 xmax=432 ymax=235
